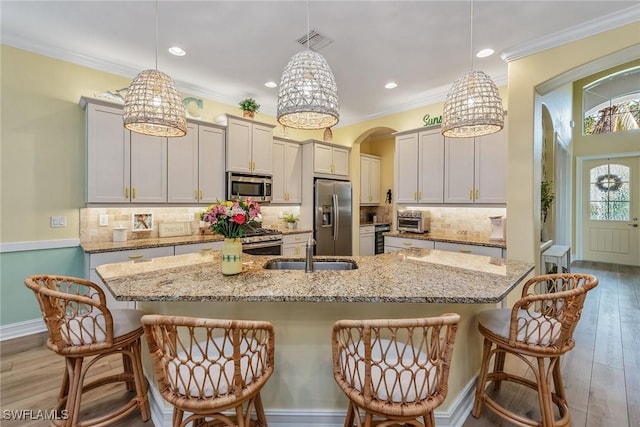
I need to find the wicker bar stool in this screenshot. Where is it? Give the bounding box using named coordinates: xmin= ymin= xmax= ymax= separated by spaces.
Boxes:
xmin=331 ymin=313 xmax=461 ymax=427
xmin=24 ymin=275 xmax=150 ymax=426
xmin=141 ymin=314 xmax=275 ymax=427
xmin=472 ymin=273 xmax=598 ymax=427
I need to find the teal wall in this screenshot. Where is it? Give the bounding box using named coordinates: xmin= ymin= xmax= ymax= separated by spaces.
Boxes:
xmin=0 ymin=247 xmax=85 ymax=325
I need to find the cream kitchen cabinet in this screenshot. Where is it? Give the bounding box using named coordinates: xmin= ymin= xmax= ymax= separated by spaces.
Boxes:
xmin=168 ymin=122 xmax=225 ymax=204
xmin=394 ymin=128 xmax=444 ymax=204
xmin=384 ymin=236 xmax=434 ymax=253
xmin=443 ymin=122 xmax=507 ymax=204
xmin=283 ymin=232 xmax=312 ymax=256
xmin=360 ymin=155 xmax=381 ymax=205
xmin=312 ymin=142 xmax=349 ymax=177
xmin=433 ymin=241 xmax=503 ymax=258
xmin=359 ymin=225 xmax=375 ymax=256
xmin=85 ymin=246 xmax=174 ymax=309
xmin=223 ymin=115 xmax=274 ymax=175
xmin=85 ymin=98 xmax=167 ymax=203
xmin=272 ymin=137 xmax=302 ymax=204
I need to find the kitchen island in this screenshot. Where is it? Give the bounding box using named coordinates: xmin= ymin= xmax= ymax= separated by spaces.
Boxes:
xmin=97 ymin=249 xmax=533 ymax=426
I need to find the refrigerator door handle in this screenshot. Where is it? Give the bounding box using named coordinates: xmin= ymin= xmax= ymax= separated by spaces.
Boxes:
xmin=333 ymin=193 xmax=339 ymax=241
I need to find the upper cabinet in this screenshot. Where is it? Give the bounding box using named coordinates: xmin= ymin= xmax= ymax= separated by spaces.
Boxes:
xmin=222 ymin=115 xmax=275 ymax=175
xmin=272 ymin=137 xmax=302 ymax=204
xmin=360 ymin=154 xmax=381 ymax=205
xmin=85 ymin=99 xmax=166 ymax=203
xmin=168 ymin=122 xmax=225 ymax=204
xmin=312 ymin=142 xmax=349 ymax=177
xmin=394 ymin=128 xmax=444 ymax=204
xmin=444 ymin=120 xmax=507 ymax=204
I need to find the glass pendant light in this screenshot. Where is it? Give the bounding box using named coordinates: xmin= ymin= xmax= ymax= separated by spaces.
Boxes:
xmin=441 ymin=0 xmax=504 ymax=138
xmin=123 ymin=1 xmax=186 ymax=137
xmin=277 ymin=1 xmax=339 ymax=130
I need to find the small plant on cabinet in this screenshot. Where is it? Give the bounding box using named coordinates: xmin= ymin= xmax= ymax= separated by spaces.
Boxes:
xmin=238 ymin=98 xmax=260 ymax=118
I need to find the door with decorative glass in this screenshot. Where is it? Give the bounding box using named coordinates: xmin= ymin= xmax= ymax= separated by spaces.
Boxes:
xmin=581 ymin=157 xmax=639 ymax=265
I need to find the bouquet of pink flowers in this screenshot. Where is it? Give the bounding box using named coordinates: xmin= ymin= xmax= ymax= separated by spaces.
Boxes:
xmin=201 ymin=199 xmax=261 ymax=238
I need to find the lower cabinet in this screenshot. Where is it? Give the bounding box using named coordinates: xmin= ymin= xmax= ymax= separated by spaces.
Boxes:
xmin=359 ymin=225 xmax=375 ymax=256
xmin=283 ymin=233 xmax=312 ymax=256
xmin=384 ymin=236 xmax=435 ymax=253
xmin=174 ymin=241 xmax=224 ymax=255
xmin=86 ymin=246 xmax=175 ymax=309
xmin=433 ymin=241 xmax=503 ymax=258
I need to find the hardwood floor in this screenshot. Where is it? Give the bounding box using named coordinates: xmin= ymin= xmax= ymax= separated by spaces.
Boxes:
xmin=0 ymin=261 xmax=637 ymax=427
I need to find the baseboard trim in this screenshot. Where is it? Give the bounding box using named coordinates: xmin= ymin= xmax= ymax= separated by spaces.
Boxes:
xmin=0 ymin=318 xmax=46 ymax=341
xmin=0 ymin=238 xmax=80 ymax=253
xmin=147 ymin=374 xmax=477 ymax=427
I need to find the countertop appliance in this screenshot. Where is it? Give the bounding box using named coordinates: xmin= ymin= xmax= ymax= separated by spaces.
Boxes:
xmin=374 ymin=223 xmax=391 ymax=254
xmin=315 ymin=179 xmax=352 ymax=255
xmin=241 ymin=228 xmax=282 ymax=255
xmin=489 ymin=216 xmax=506 ymax=241
xmin=227 ymin=172 xmax=272 ymax=203
xmin=397 ymin=210 xmax=430 ymax=233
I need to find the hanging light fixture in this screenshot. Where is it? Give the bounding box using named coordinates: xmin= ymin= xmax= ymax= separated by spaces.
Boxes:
xmin=123 ymin=1 xmax=186 ymax=137
xmin=441 ymin=0 xmax=504 ymax=138
xmin=277 ymin=1 xmax=339 ymax=130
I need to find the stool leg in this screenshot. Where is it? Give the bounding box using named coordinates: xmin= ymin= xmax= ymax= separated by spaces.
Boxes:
xmin=344 ymin=402 xmax=355 ymax=427
xmin=64 ymin=357 xmax=84 ymax=427
xmin=424 ymin=411 xmax=436 ymax=427
xmin=253 ymin=392 xmax=268 ymax=426
xmin=552 ymin=358 xmax=569 ymax=418
xmin=122 ymin=346 xmax=134 ymax=391
xmin=492 ymin=350 xmax=506 ymax=390
xmin=535 ymin=357 xmax=555 ymax=427
xmin=172 ymin=408 xmax=184 ymax=427
xmin=472 ymin=337 xmax=493 ymax=418
xmin=130 ymin=338 xmax=151 ymax=421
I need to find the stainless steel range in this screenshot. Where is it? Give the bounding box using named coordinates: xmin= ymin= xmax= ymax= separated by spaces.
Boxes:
xmin=241 ymin=228 xmax=283 ymax=255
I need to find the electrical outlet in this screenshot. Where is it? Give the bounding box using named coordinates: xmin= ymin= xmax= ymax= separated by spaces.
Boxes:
xmin=99 ymin=215 xmax=109 ymax=226
xmin=188 ymin=213 xmax=195 ymax=221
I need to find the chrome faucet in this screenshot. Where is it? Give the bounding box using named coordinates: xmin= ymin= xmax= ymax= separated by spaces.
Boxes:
xmin=305 ymin=235 xmax=316 ymax=273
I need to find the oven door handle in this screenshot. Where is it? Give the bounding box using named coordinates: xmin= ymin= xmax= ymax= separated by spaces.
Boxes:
xmin=242 ymin=240 xmax=283 ymax=250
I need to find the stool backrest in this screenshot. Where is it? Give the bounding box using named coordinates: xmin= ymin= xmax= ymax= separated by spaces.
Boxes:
xmin=510 ymin=273 xmax=598 ymax=352
xmin=24 ymin=275 xmax=114 ymax=353
xmin=141 ymin=315 xmax=275 ymax=408
xmin=331 ymin=313 xmax=461 ymax=417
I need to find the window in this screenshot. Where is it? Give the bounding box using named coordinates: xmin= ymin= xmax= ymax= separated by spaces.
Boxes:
xmin=589 ymin=163 xmax=630 ymax=221
xmin=583 ymin=66 xmax=640 ymax=135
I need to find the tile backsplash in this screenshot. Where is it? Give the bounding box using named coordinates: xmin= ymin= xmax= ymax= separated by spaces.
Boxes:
xmin=400 ymin=206 xmax=507 ymax=239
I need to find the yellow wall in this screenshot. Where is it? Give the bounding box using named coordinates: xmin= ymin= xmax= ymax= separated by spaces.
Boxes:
xmin=505 ymin=22 xmax=640 ymax=265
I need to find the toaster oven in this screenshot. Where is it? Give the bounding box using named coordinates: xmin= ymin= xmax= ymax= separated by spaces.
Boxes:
xmin=397 ymin=210 xmax=430 ymax=233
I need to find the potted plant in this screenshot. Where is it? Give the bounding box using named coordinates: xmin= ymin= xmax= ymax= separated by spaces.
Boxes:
xmin=283 ymin=213 xmax=299 ymax=229
xmin=238 ymin=98 xmax=260 ymax=119
xmin=540 ymin=180 xmax=555 ymax=241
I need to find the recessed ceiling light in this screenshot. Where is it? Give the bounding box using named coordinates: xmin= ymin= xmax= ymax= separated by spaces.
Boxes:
xmin=476 ymin=48 xmax=494 ymax=58
xmin=168 ymin=46 xmax=186 ymax=56
xmin=385 ymin=82 xmax=398 ymax=89
xmin=265 ymin=81 xmax=278 ymax=88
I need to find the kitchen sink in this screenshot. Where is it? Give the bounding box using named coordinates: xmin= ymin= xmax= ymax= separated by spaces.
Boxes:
xmin=263 ymin=259 xmax=358 ymax=271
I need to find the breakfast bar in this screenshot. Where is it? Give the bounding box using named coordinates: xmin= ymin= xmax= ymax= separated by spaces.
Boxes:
xmin=97 ymin=249 xmax=534 ymax=426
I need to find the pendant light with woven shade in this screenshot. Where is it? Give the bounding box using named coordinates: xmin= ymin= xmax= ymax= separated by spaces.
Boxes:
xmin=441 ymin=0 xmax=504 ymax=138
xmin=123 ymin=1 xmax=186 ymax=137
xmin=277 ymin=0 xmax=339 ymax=130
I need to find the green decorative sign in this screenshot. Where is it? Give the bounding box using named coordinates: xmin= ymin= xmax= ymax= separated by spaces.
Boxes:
xmin=423 ymin=113 xmax=442 ymax=127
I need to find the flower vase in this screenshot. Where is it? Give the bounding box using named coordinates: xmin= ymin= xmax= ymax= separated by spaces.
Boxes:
xmin=221 ymin=238 xmax=243 ymax=275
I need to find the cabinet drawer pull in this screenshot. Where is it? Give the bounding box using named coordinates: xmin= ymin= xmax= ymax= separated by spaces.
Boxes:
xmin=459 ymin=249 xmax=472 ymax=253
xmin=402 ymin=242 xmax=413 ymax=246
xmin=295 ymin=237 xmax=303 ymax=241
xmin=200 ymin=247 xmax=212 ymax=252
xmin=128 ymin=254 xmax=144 ymax=259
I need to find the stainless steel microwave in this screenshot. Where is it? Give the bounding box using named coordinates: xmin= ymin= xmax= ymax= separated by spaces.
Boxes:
xmin=227 ymin=172 xmax=272 ymax=203
xmin=397 ymin=210 xmax=430 ymax=233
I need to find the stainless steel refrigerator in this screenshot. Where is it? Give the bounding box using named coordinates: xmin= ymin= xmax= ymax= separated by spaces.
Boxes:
xmin=314 ymin=179 xmax=352 ymax=255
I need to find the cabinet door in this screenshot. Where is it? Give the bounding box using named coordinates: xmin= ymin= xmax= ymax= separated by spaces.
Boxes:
xmin=168 ymin=124 xmax=199 ymax=203
xmin=369 ymin=157 xmax=381 ymax=204
xmin=474 ymin=124 xmax=507 ymax=204
xmin=314 ymin=144 xmax=333 ymax=174
xmin=226 ymin=119 xmax=252 ymax=173
xmin=360 ymin=156 xmax=371 ymax=204
xmin=174 ymin=241 xmax=223 ymax=255
xmin=418 ymin=130 xmax=444 ymax=203
xmin=198 ymin=125 xmax=225 ymax=203
xmin=331 ymin=146 xmax=350 ymax=176
xmin=130 ymin=132 xmax=167 ymax=203
xmin=251 ymin=124 xmax=273 ymax=175
xmin=359 ymin=232 xmax=375 ymax=256
xmin=87 ymin=103 xmax=131 ymax=203
xmin=285 ymin=143 xmax=302 ymax=203
xmin=271 ymin=140 xmax=287 ymax=203
xmin=444 ymin=137 xmax=475 ymax=203
xmin=395 ymin=133 xmax=419 ymax=203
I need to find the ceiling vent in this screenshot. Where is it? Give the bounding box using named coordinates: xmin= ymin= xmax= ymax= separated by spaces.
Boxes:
xmin=296 ymin=30 xmax=332 ymax=51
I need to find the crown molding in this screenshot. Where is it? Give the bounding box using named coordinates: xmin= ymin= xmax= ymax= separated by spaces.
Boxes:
xmin=502 ymin=4 xmax=640 ymax=63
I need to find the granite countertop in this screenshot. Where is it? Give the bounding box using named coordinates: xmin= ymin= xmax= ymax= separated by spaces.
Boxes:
xmin=384 ymin=231 xmax=507 ymax=249
xmin=96 ymin=249 xmax=533 ymax=304
xmin=81 ymin=229 xmax=313 ymax=254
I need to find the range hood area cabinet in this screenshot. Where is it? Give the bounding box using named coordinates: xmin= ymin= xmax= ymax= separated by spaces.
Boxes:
xmin=443 ymin=120 xmax=507 ymax=204
xmin=271 ymin=137 xmax=302 ymax=204
xmin=84 ymin=99 xmax=167 ymax=204
xmin=360 ymin=154 xmax=381 ymax=205
xmin=394 ymin=127 xmax=445 ymax=204
xmin=167 ymin=122 xmax=226 ymax=204
xmin=220 ymin=114 xmax=275 ymax=175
